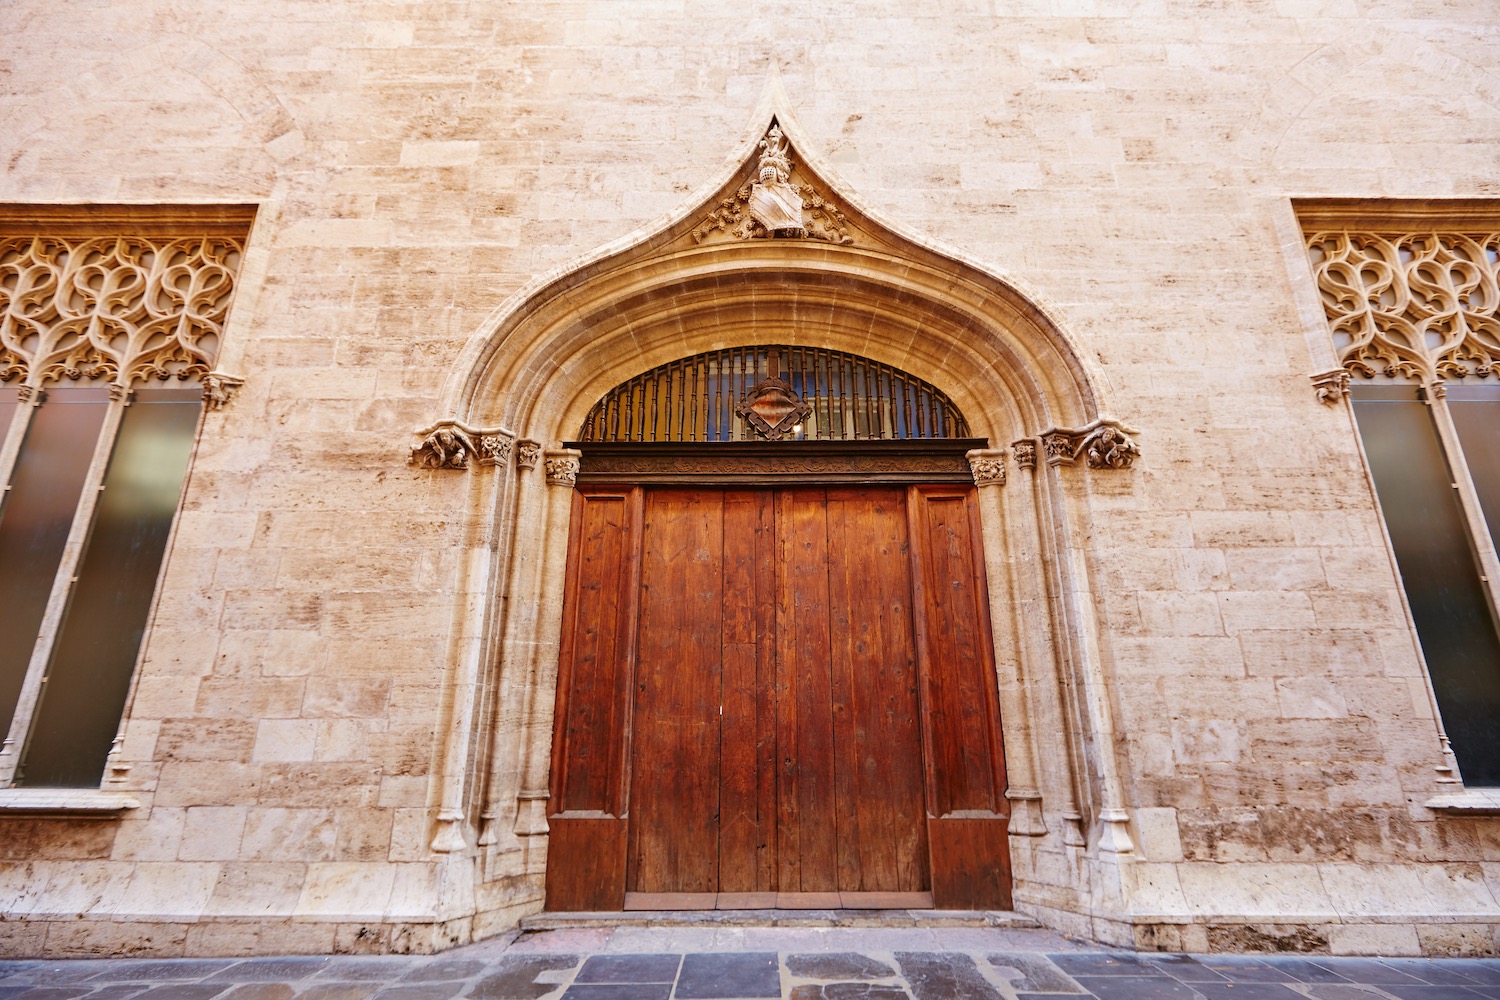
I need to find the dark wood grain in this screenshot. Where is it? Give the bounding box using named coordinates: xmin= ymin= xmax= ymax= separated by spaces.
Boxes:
xmin=545 ymin=815 xmax=627 ymax=911
xmin=827 ymin=488 xmax=928 ymax=892
xmin=908 ymin=486 xmax=1008 ymax=816
xmin=928 ymin=816 xmax=1013 ymax=909
xmin=628 ymin=488 xmax=723 ymax=893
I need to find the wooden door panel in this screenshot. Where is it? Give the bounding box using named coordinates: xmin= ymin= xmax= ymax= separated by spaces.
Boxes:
xmin=718 ymin=490 xmax=777 ymax=893
xmin=551 ymin=488 xmax=643 ymax=814
xmin=826 ymin=488 xmax=929 ymax=893
xmin=908 ymin=486 xmax=1008 ymax=817
xmin=628 ymin=489 xmax=724 ymax=893
xmin=775 ymin=488 xmax=838 ymax=892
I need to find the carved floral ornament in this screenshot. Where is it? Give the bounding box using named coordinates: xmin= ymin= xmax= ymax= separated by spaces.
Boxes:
xmin=0 ymin=235 xmax=247 ymax=407
xmin=691 ymin=122 xmax=854 ymax=246
xmin=1306 ymin=230 xmax=1500 ymax=400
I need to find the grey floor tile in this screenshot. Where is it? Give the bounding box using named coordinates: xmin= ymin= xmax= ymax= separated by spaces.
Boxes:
xmin=1373 ymin=962 xmax=1498 ymax=987
xmin=790 ymin=986 xmax=911 ymax=1000
xmin=400 ymin=960 xmax=489 ymax=983
xmin=674 ymin=953 xmax=780 ymax=999
xmin=786 ymin=954 xmax=897 ymax=981
xmin=988 ymin=954 xmax=1089 ymax=993
xmin=468 ymin=955 xmax=581 ymax=1000
xmin=131 ymin=988 xmax=232 ymax=1000
xmin=84 ymin=964 xmax=226 ymax=985
xmin=219 ymin=985 xmax=295 ymax=1000
xmin=1050 ymin=955 xmax=1159 ymax=978
xmin=1071 ymin=975 xmax=1204 ymax=1000
xmin=1305 ymin=961 xmax=1423 ymax=985
xmin=370 ymin=986 xmax=469 ymax=1000
xmin=312 ymin=957 xmax=415 ymax=982
xmin=1412 ymin=965 xmax=1500 ymax=987
xmin=296 ymin=986 xmax=384 ymax=1000
xmin=206 ymin=960 xmax=333 ymax=983
xmin=1193 ymin=984 xmax=1309 ymax=1000
xmin=1376 ymin=988 xmax=1497 ymax=1000
xmin=560 ymin=986 xmax=670 ymax=1000
xmin=895 ymin=952 xmax=1006 ymax=1000
xmin=1140 ymin=957 xmax=1228 ymax=984
xmin=574 ymin=954 xmax=680 ymax=984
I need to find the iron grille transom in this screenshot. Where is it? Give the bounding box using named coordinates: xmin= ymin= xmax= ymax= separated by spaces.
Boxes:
xmin=579 ymin=345 xmax=970 ymax=443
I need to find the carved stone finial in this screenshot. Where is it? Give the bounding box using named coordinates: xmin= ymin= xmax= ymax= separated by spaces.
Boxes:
xmin=966 ymin=448 xmax=1007 ymax=488
xmin=1037 ymin=420 xmax=1141 ymax=470
xmin=202 ymin=371 xmax=246 ymax=411
xmin=517 ymin=439 xmax=542 ymax=471
xmin=1012 ymin=439 xmax=1038 ymax=471
xmin=1310 ymin=369 xmax=1352 ymax=406
xmin=543 ymin=449 xmax=582 ymax=487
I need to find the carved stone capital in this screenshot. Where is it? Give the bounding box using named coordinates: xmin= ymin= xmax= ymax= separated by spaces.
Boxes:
xmin=516 ymin=438 xmax=542 ymax=471
xmin=1038 ymin=419 xmax=1141 ymax=470
xmin=513 ymin=788 xmax=550 ymax=837
xmin=410 ymin=420 xmax=513 ymax=471
xmin=430 ymin=811 xmax=467 ymax=853
xmin=1011 ymin=439 xmax=1037 ymax=471
xmin=202 ymin=371 xmax=246 ymax=412
xmin=1097 ymin=807 xmax=1136 ymax=855
xmin=17 ymin=385 xmax=41 ymax=405
xmin=543 ymin=448 xmax=582 ymax=487
xmin=1310 ymin=368 xmax=1352 ymax=406
xmin=966 ymin=448 xmax=1007 ymax=487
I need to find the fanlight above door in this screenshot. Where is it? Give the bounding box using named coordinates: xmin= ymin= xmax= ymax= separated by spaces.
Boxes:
xmin=578 ymin=345 xmax=970 ymax=443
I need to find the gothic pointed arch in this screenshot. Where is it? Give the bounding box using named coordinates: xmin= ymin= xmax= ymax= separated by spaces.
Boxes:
xmin=428 ymin=104 xmax=1126 ymax=455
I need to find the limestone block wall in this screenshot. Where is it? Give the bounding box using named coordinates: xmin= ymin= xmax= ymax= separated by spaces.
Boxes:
xmin=1 ymin=0 xmax=1498 ymax=958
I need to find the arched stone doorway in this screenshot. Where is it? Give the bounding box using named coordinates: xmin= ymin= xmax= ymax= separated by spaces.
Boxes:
xmin=411 ymin=111 xmax=1142 ymax=931
xmin=544 ymin=345 xmax=1010 ymax=911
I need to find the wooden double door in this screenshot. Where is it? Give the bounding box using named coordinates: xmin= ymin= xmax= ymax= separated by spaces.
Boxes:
xmin=546 ymin=484 xmax=1011 ymax=911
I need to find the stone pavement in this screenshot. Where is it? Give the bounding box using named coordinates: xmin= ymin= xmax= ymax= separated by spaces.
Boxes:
xmin=2 ymin=925 xmax=1499 ymax=1000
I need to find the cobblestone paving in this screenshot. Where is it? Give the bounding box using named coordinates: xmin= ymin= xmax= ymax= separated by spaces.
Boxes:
xmin=2 ymin=941 xmax=1498 ymax=1000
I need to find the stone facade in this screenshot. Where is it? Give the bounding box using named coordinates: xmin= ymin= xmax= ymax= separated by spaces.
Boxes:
xmin=2 ymin=0 xmax=1499 ymax=959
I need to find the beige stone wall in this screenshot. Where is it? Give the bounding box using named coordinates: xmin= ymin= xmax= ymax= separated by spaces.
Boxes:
xmin=2 ymin=0 xmax=1498 ymax=957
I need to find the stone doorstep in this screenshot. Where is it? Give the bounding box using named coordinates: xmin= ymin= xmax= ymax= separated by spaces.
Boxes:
xmin=520 ymin=909 xmax=1043 ymax=930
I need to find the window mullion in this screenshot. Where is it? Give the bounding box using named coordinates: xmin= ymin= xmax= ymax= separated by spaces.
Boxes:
xmin=0 ymin=394 xmax=128 ymax=788
xmin=1427 ymin=387 xmax=1500 ymax=624
xmin=0 ymin=391 xmax=37 ymax=499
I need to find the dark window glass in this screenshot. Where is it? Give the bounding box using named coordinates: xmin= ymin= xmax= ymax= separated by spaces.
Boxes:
xmin=1351 ymin=384 xmax=1500 ymax=786
xmin=0 ymin=388 xmax=110 ymax=745
xmin=1446 ymin=384 xmax=1500 ymax=548
xmin=18 ymin=390 xmax=201 ymax=787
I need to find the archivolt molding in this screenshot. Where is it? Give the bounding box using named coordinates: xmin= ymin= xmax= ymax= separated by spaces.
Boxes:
xmin=431 ymin=85 xmax=1122 ymax=450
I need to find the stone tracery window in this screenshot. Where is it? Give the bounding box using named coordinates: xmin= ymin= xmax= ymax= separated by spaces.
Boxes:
xmin=0 ymin=207 xmax=251 ymax=788
xmin=1303 ymin=216 xmax=1500 ymax=786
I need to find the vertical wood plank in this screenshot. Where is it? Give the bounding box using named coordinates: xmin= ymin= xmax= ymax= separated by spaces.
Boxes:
xmin=550 ymin=488 xmax=642 ymax=815
xmin=826 ymin=488 xmax=929 ymax=892
xmin=628 ymin=488 xmax=724 ymax=893
xmin=908 ymin=486 xmax=1008 ymax=815
xmin=719 ymin=489 xmax=775 ymax=892
xmin=776 ymin=488 xmax=838 ymax=892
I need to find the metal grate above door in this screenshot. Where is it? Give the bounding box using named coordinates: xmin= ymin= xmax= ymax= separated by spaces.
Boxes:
xmin=578 ymin=345 xmax=970 ymax=443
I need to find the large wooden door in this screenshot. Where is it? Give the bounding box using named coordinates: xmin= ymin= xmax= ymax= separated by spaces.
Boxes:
xmin=546 ymin=483 xmax=1010 ymax=911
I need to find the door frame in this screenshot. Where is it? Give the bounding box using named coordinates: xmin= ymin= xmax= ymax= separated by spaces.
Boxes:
xmin=544 ymin=440 xmax=1013 ymax=911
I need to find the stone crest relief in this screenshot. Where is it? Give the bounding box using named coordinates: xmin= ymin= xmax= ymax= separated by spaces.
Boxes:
xmin=692 ymin=122 xmax=854 ymax=247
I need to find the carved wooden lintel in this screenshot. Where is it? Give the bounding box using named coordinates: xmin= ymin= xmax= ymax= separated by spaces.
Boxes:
xmin=1039 ymin=419 xmax=1141 ymax=470
xmin=411 ymin=420 xmax=516 ymax=471
xmin=966 ymin=448 xmax=1007 ymax=487
xmin=568 ymin=440 xmax=985 ymax=486
xmin=1310 ymin=368 xmax=1352 ymax=406
xmin=543 ymin=448 xmax=582 ymax=487
xmin=202 ymin=371 xmax=246 ymax=411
